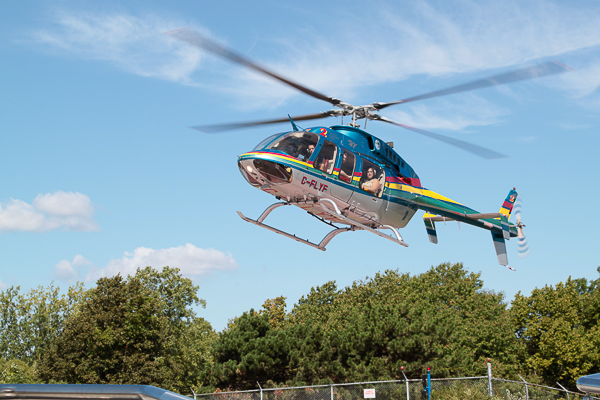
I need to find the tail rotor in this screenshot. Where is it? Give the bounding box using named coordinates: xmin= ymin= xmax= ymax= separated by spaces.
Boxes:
xmin=513 ymin=199 xmax=530 ymax=258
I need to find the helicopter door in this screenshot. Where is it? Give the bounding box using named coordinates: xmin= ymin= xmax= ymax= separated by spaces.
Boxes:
xmin=330 ymin=148 xmax=356 ymax=202
xmin=348 ymin=158 xmax=386 ymax=220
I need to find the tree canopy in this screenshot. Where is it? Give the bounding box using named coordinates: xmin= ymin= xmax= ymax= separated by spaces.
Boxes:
xmin=204 ymin=263 xmax=523 ymax=390
xmin=512 ymin=270 xmax=600 ymax=387
xmin=2 ymin=263 xmax=599 ymax=393
xmin=37 ymin=267 xmax=215 ymax=393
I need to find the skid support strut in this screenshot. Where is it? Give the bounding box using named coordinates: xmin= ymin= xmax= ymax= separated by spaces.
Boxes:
xmin=318 ymin=199 xmax=408 ymax=247
xmin=237 ymin=202 xmax=351 ymax=251
xmin=237 ymin=199 xmax=408 ymax=251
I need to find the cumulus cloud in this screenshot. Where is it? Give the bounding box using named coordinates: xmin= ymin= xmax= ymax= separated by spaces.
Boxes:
xmin=61 ymin=244 xmax=238 ymax=283
xmin=54 ymin=255 xmax=93 ymax=283
xmin=0 ymin=191 xmax=99 ymax=233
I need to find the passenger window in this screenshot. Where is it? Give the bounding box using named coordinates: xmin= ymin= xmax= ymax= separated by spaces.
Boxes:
xmin=314 ymin=140 xmax=338 ymax=174
xmin=359 ymin=159 xmax=385 ymax=198
xmin=267 ymin=132 xmax=319 ymax=159
xmin=338 ymin=149 xmax=355 ymax=183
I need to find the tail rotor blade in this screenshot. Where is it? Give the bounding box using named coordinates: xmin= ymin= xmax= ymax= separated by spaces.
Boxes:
xmin=513 ymin=198 xmax=530 ymax=258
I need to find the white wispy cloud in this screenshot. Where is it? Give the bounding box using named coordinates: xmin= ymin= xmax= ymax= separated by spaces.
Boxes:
xmin=61 ymin=244 xmax=239 ymax=283
xmin=31 ymin=10 xmax=205 ymax=84
xmin=554 ymin=61 xmax=600 ymax=107
xmin=0 ymin=191 xmax=99 ymax=233
xmin=385 ymin=96 xmax=508 ymax=131
xmin=27 ymin=1 xmax=600 ymax=121
xmin=0 ymin=279 xmax=7 ymax=290
xmin=205 ymin=0 xmax=600 ymax=109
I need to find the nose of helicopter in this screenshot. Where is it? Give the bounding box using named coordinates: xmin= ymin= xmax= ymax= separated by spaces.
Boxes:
xmin=238 ymin=158 xmax=293 ymax=186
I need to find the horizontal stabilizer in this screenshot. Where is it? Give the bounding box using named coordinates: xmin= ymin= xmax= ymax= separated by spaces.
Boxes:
xmin=501 ymin=215 xmax=510 ymax=240
xmin=422 ymin=212 xmax=502 ymax=222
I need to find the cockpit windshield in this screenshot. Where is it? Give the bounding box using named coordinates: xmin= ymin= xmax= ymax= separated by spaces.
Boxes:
xmin=253 ymin=132 xmax=282 ymax=151
xmin=266 ymin=131 xmax=319 ymax=160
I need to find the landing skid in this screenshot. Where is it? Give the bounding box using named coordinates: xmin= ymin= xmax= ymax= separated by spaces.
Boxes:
xmin=237 ymin=199 xmax=408 ymax=251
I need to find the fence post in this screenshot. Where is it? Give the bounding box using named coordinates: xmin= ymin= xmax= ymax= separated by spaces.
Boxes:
xmin=401 ymin=367 xmax=410 ymax=400
xmin=190 ymin=388 xmax=196 ymax=400
xmin=556 ymin=382 xmax=570 ymax=400
xmin=328 ymin=377 xmax=334 ymax=400
xmin=257 ymin=381 xmax=263 ymax=400
xmin=518 ymin=373 xmax=529 ymax=400
xmin=427 ymin=367 xmax=431 ymax=400
xmin=486 ymin=359 xmax=493 ymax=397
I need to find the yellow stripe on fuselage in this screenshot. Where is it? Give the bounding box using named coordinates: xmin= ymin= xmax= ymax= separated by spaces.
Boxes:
xmin=385 ymin=183 xmax=464 ymax=206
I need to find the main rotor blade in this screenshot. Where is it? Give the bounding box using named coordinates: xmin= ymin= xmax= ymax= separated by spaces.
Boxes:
xmin=371 ymin=115 xmax=507 ymax=159
xmin=191 ymin=111 xmax=338 ymax=133
xmin=374 ymin=61 xmax=572 ymax=110
xmin=164 ymin=28 xmax=342 ymax=107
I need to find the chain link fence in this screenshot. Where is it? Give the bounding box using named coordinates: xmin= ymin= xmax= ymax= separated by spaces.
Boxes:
xmin=197 ymin=374 xmax=599 ymax=400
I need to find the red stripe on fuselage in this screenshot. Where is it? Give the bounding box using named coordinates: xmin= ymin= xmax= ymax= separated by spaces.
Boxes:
xmin=386 ymin=176 xmax=404 ymax=183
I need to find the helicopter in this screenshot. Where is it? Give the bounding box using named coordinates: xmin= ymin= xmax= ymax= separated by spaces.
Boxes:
xmin=165 ymin=28 xmax=569 ymax=269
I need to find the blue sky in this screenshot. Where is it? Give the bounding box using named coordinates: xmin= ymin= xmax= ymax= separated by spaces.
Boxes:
xmin=1 ymin=0 xmax=600 ymax=331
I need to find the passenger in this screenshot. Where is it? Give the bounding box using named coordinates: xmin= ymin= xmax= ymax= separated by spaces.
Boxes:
xmin=316 ymin=156 xmax=328 ymax=172
xmin=360 ymin=167 xmax=380 ymax=195
xmin=339 ymin=152 xmax=353 ymax=182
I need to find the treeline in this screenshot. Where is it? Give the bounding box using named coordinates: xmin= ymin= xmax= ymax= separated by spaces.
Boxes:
xmin=1 ymin=263 xmax=599 ymax=393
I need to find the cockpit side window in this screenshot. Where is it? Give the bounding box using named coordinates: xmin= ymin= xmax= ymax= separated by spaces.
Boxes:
xmin=314 ymin=140 xmax=338 ymax=174
xmin=267 ymin=132 xmax=319 ymax=159
xmin=338 ymin=149 xmax=356 ymax=183
xmin=359 ymin=159 xmax=385 ymax=198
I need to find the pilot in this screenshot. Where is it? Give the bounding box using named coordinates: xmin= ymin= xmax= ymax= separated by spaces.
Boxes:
xmin=360 ymin=167 xmax=380 ymax=195
xmin=299 ymin=144 xmax=315 ymax=161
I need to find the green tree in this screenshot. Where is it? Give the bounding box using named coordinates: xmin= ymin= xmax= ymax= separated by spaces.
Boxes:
xmin=204 ymin=263 xmax=521 ymax=390
xmin=38 ymin=267 xmax=215 ymax=393
xmin=0 ymin=358 xmax=39 ymax=384
xmin=286 ymin=263 xmax=522 ymax=383
xmin=260 ymin=296 xmax=287 ymax=329
xmin=512 ymin=273 xmax=600 ymax=388
xmin=0 ymin=282 xmax=87 ymax=364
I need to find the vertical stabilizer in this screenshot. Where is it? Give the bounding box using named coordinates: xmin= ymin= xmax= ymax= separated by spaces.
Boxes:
xmin=499 ymin=188 xmax=518 ymax=219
